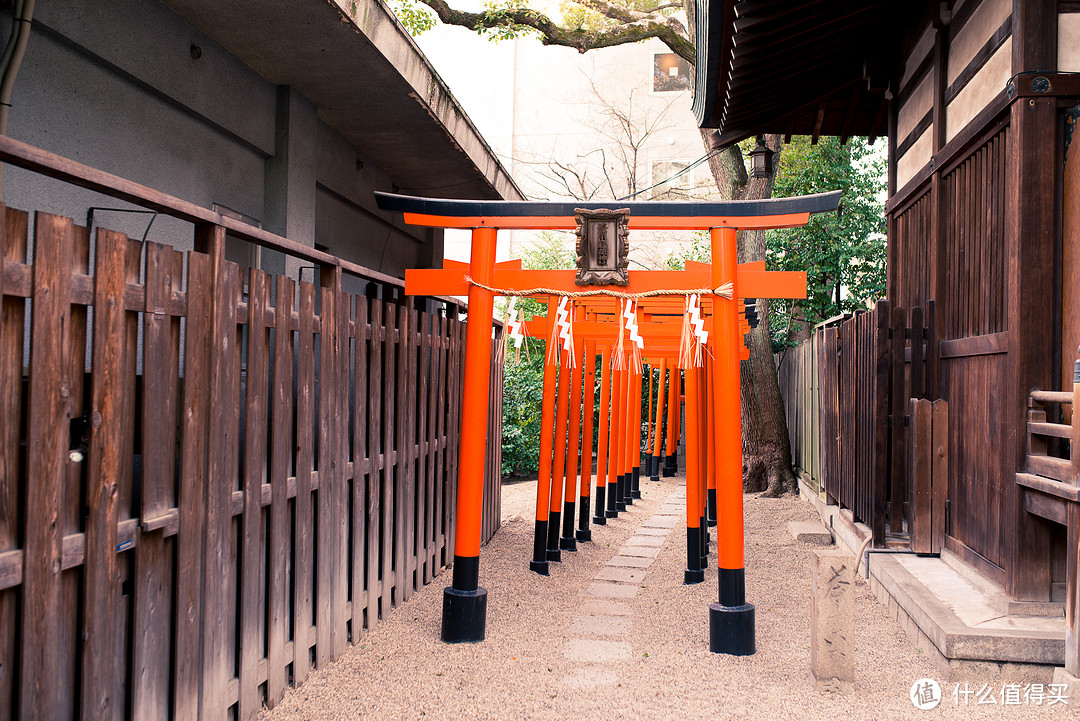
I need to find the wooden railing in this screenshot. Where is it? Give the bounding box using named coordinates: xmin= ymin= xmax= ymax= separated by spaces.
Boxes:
xmin=1019 ymin=379 xmax=1080 ymax=677
xmin=0 ymin=137 xmax=504 ymax=720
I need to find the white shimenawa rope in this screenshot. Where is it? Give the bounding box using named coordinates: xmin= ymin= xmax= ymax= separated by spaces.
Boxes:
xmin=464 ymin=275 xmax=734 ymax=300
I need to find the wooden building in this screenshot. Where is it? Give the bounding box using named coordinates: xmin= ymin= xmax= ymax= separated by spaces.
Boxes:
xmin=695 ymin=0 xmax=1080 ymax=674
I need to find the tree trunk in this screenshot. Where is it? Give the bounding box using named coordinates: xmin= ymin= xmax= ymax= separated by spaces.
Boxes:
xmin=704 ymin=133 xmax=799 ymax=496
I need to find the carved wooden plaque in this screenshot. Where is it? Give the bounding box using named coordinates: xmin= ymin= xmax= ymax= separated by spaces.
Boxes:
xmin=574 ymin=208 xmax=630 ymax=286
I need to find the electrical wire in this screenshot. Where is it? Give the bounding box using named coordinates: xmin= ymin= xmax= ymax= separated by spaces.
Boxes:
xmin=616 ymin=149 xmax=719 ymax=201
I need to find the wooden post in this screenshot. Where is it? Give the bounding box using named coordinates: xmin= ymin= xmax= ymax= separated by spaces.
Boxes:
xmin=706 ymin=355 xmax=718 ymax=526
xmin=631 ymin=364 xmax=643 ymax=499
xmin=708 ymin=225 xmax=754 ymax=656
xmin=610 ymin=365 xmax=625 ymax=514
xmin=664 ymin=366 xmax=679 ymax=476
xmin=441 ymin=226 xmax=496 ymax=643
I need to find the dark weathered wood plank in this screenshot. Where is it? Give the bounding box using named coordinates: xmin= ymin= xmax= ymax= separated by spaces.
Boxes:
xmin=367 ymin=300 xmax=383 ymax=624
xmin=238 ymin=270 xmax=270 ymax=720
xmin=351 ymin=294 xmax=369 ymax=635
xmin=131 ymin=242 xmax=182 ymax=720
xmin=433 ymin=316 xmax=448 ymax=572
xmin=889 ymin=306 xmax=907 ymax=533
xmin=201 ymin=229 xmax=241 ymax=719
xmin=910 ymin=399 xmax=932 ymax=553
xmin=267 ymin=275 xmax=294 ymax=706
xmin=174 ymin=245 xmax=211 ymax=721
xmin=315 ymin=285 xmax=335 ymax=667
xmin=418 ymin=313 xmax=433 ymax=585
xmin=293 ymin=281 xmax=316 ymax=684
xmin=446 ymin=319 xmax=464 ymax=562
xmin=394 ymin=305 xmax=409 ymax=603
xmin=331 ymin=283 xmax=349 ymax=657
xmin=19 ymin=212 xmax=73 ymax=720
xmin=0 ymin=207 xmax=25 ymax=721
xmin=79 ymin=229 xmax=127 ymax=721
xmin=931 ymin=398 xmax=948 ymax=554
xmin=381 ymin=302 xmax=396 ymax=615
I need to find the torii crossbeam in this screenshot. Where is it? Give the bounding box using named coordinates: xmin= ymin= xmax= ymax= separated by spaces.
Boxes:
xmin=375 ymin=190 xmax=840 ymax=654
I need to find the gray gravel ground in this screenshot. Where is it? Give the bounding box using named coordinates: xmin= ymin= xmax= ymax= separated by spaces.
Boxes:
xmin=261 ymin=474 xmax=1072 ymax=720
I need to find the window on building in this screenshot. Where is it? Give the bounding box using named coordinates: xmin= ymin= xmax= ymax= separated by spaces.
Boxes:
xmin=649 ymin=160 xmax=714 ymax=200
xmin=653 ymin=52 xmax=691 ymax=93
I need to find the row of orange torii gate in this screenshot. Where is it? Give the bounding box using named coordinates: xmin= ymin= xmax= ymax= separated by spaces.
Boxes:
xmin=376 ymin=190 xmax=841 ymax=655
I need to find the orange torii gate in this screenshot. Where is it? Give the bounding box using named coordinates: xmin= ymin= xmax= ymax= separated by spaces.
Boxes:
xmin=376 ymin=190 xmax=840 ymax=655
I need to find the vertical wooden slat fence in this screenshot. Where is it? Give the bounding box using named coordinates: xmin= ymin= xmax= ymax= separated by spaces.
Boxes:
xmin=779 ymin=299 xmax=926 ymax=544
xmin=0 ymin=202 xmax=503 ymax=720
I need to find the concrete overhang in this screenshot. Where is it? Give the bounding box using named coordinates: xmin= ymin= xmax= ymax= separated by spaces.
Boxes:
xmin=162 ymin=0 xmax=523 ymax=201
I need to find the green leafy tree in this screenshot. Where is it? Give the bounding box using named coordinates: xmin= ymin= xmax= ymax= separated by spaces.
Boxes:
xmin=499 ymin=232 xmax=574 ymax=476
xmin=765 ymin=137 xmax=886 ymax=348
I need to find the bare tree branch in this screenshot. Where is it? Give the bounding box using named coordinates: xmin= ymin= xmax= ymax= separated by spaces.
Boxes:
xmin=416 ymin=0 xmax=696 ymax=62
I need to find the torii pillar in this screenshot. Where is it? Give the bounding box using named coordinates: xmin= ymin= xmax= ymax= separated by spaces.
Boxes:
xmin=441 ymin=226 xmax=496 ymax=642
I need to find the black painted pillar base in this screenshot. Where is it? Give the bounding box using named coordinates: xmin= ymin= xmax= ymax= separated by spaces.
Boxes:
xmin=623 ymin=473 xmax=634 ymax=505
xmin=442 ymin=555 xmax=487 ymax=643
xmin=593 ymin=487 xmax=608 ymax=525
xmin=531 ymin=520 xmax=549 ymax=575
xmin=546 ymin=510 xmax=562 ymax=562
xmin=650 ymin=454 xmax=661 ymax=482
xmin=662 ymin=455 xmax=676 ymax=477
xmin=685 ymin=527 xmax=703 ymax=584
xmin=605 ymin=508 xmax=619 ymax=518
xmin=699 ymin=518 xmax=708 ymax=568
xmin=708 ymin=602 xmax=755 ymax=656
xmin=560 ymin=501 xmax=577 ymax=550
xmin=707 ymin=488 xmax=717 ymax=527
xmin=631 ymin=467 xmax=641 ymax=499
xmin=577 ymin=495 xmax=590 ymax=538
xmin=710 ymin=567 xmax=755 ymax=655
xmin=615 ymin=474 xmax=626 ymax=510
xmin=442 ymin=587 xmax=488 ymax=643
xmin=576 ymin=528 xmax=592 ymax=542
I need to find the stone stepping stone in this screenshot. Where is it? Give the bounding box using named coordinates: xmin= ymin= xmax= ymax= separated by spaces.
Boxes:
xmin=586 ymin=582 xmax=638 ymax=598
xmin=570 ymin=615 xmax=632 ymax=636
xmin=606 ymin=555 xmax=652 ymax=568
xmin=562 ymin=639 xmax=632 ymax=662
xmin=642 ymin=516 xmax=680 ymax=528
xmin=561 ymin=666 xmax=619 ymax=689
xmin=619 ymin=545 xmax=661 ymax=558
xmin=625 ymin=535 xmax=665 ymax=547
xmin=578 ymin=599 xmax=633 ymax=616
xmin=595 ymin=566 xmax=647 ymax=584
xmin=635 ymin=527 xmax=670 ymax=537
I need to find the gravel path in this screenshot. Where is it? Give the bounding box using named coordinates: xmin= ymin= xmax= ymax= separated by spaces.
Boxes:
xmin=261 ymin=474 xmax=1069 ymax=720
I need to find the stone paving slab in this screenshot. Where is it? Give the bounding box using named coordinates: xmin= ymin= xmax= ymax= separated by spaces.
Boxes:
xmin=606 ymin=555 xmax=653 ymax=568
xmin=594 ymin=566 xmax=648 ymax=584
xmin=625 ymin=535 xmax=665 ymax=547
xmin=570 ymin=615 xmax=632 ymax=636
xmin=641 ymin=516 xmax=680 ymax=528
xmin=578 ymin=599 xmax=633 ymax=616
xmin=560 ymin=666 xmax=619 ymax=689
xmin=633 ymin=528 xmax=670 ymax=538
xmin=586 ymin=582 xmax=638 ymax=598
xmin=788 ymin=520 xmax=833 ymax=545
xmin=619 ymin=544 xmax=662 ymax=558
xmin=562 ymin=639 xmax=633 ymax=662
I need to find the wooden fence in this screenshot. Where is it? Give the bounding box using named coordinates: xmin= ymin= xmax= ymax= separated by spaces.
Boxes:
xmin=778 ymin=300 xmax=936 ymax=544
xmin=0 ymin=138 xmax=504 ymax=721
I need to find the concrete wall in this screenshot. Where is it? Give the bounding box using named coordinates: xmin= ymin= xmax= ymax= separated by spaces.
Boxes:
xmin=3 ymin=0 xmax=441 ymax=276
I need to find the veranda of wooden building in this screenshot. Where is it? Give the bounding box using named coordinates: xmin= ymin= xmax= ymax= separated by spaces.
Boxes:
xmin=0 ymin=1 xmax=515 ymax=719
xmin=695 ymin=0 xmax=1080 ymax=680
